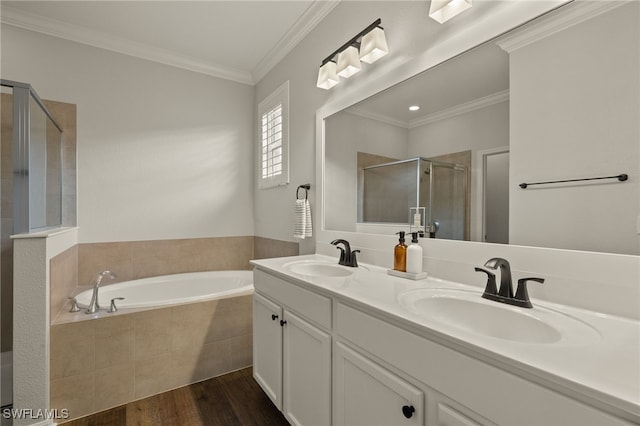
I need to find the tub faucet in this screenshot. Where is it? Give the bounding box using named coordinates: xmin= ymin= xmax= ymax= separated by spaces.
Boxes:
xmin=86 ymin=270 xmax=117 ymax=314
xmin=330 ymin=239 xmax=360 ymax=267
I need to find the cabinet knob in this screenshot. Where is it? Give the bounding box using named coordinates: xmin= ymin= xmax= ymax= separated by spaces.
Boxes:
xmin=402 ymin=405 xmax=415 ymax=419
xmin=280 ymin=319 xmax=287 ymax=327
xmin=271 ymin=314 xmax=279 ymax=321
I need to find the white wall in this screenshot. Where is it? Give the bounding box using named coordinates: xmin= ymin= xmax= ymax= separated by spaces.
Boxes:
xmin=509 ymin=2 xmax=639 ymax=255
xmin=1 ymin=25 xmax=255 ymax=243
xmin=407 ymin=101 xmax=509 ymax=158
xmin=324 ymin=112 xmax=407 ymax=232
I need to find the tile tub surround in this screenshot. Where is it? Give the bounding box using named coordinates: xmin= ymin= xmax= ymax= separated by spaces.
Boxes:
xmin=50 ymin=245 xmax=78 ymax=324
xmin=50 ymin=294 xmax=253 ymax=421
xmin=50 ymin=236 xmax=298 ymax=321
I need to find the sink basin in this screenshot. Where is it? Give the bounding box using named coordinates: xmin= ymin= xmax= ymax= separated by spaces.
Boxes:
xmin=283 ymin=260 xmax=362 ymax=277
xmin=398 ymin=288 xmax=600 ymax=345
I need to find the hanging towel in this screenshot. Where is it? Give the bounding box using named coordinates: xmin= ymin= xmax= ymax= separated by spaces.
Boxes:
xmin=294 ymin=199 xmax=313 ymax=239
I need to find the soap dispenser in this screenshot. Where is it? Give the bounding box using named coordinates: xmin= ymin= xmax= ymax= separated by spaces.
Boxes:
xmin=394 ymin=231 xmax=407 ymax=272
xmin=406 ymin=232 xmax=423 ymax=274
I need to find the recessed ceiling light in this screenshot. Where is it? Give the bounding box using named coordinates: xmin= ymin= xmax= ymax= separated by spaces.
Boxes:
xmin=409 ymin=105 xmax=420 ymax=111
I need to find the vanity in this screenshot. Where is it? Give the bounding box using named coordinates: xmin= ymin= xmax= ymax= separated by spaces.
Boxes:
xmin=251 ymin=254 xmax=640 ymax=426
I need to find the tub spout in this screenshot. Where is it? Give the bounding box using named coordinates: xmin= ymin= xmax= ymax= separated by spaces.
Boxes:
xmin=86 ymin=270 xmax=117 ymax=314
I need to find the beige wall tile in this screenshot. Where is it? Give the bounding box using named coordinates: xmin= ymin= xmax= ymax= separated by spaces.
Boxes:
xmin=170 ymin=302 xmax=214 ymax=353
xmin=134 ymin=308 xmax=171 ymax=361
xmin=50 ymin=321 xmax=95 ymax=380
xmin=78 ymin=242 xmax=133 ymax=288
xmin=95 ymin=315 xmax=134 ymax=370
xmin=204 ymin=296 xmax=252 ymax=343
xmin=229 ymin=333 xmax=253 ymax=371
xmin=254 ymin=236 xmax=299 ymax=260
xmin=199 ymin=236 xmax=254 ymax=271
xmin=94 ymin=363 xmax=135 ymax=412
xmin=171 ymin=339 xmax=231 ymax=387
xmin=50 ymin=372 xmax=95 ymax=421
xmin=50 ymin=245 xmax=78 ymax=323
xmin=134 ymin=352 xmax=172 ymax=399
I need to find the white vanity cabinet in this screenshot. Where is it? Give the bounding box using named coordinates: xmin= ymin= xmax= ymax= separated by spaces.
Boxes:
xmin=252 ymin=269 xmax=332 ymax=426
xmin=252 ymin=262 xmax=637 ymax=426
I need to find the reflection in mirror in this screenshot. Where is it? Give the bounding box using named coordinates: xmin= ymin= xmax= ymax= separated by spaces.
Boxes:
xmin=323 ymin=1 xmax=639 ymax=255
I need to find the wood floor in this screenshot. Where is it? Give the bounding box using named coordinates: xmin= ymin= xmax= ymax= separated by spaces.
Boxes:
xmin=61 ymin=367 xmax=289 ymax=426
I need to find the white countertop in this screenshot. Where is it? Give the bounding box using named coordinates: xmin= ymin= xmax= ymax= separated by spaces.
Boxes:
xmin=251 ymin=254 xmax=640 ymax=423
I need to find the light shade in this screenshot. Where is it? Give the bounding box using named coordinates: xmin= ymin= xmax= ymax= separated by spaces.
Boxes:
xmin=316 ymin=61 xmax=340 ymax=90
xmin=336 ymin=46 xmax=361 ymax=78
xmin=429 ymin=0 xmax=472 ymax=24
xmin=359 ymin=27 xmax=389 ymax=64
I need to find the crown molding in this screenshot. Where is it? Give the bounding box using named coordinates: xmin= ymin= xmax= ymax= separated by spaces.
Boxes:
xmin=345 ymin=108 xmax=409 ymax=129
xmin=496 ymin=0 xmax=631 ymax=53
xmin=252 ymin=0 xmax=341 ymax=84
xmin=408 ymin=90 xmax=509 ymax=129
xmin=346 ymin=90 xmax=509 ymax=130
xmin=1 ymin=1 xmax=340 ymax=85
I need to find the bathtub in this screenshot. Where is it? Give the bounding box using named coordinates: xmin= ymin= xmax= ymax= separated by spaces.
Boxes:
xmin=74 ymin=270 xmax=253 ymax=309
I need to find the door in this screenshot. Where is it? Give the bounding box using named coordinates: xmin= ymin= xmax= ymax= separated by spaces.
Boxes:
xmin=282 ymin=310 xmax=331 ymax=426
xmin=483 ymin=150 xmax=509 ymax=244
xmin=253 ymin=293 xmax=283 ymax=409
xmin=334 ymin=342 xmax=424 ymax=426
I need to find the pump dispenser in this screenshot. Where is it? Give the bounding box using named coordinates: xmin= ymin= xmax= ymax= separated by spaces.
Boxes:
xmin=406 ymin=232 xmax=423 ymax=274
xmin=394 ymin=231 xmax=407 ymax=272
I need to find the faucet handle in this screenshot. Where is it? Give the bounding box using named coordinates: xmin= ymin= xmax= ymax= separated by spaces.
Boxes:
xmin=515 ymin=278 xmax=544 ymax=308
xmin=475 ymin=267 xmax=498 ymax=296
xmin=68 ymin=297 xmax=80 ymax=313
xmin=108 ymin=297 xmax=125 ymax=313
xmin=349 ymin=249 xmax=360 ymax=267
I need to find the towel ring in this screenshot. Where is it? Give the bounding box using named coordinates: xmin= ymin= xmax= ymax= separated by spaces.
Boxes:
xmin=296 ymin=184 xmax=311 ymax=200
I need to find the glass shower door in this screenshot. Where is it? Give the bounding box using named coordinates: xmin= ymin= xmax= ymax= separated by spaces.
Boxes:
xmin=430 ymin=162 xmax=467 ymax=240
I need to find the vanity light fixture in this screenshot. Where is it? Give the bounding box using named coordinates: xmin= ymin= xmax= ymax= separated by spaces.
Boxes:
xmin=429 ymin=0 xmax=472 ymax=24
xmin=316 ymin=18 xmax=388 ymax=90
xmin=409 ymin=105 xmax=420 ymax=111
xmin=336 ymin=46 xmax=362 ymax=78
xmin=316 ymin=61 xmax=340 ymax=90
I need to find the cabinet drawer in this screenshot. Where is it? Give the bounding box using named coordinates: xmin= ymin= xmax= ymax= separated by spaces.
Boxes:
xmin=254 ymin=269 xmax=331 ymax=329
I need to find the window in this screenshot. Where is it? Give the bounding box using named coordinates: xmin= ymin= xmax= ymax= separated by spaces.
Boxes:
xmin=258 ymin=81 xmax=289 ymax=189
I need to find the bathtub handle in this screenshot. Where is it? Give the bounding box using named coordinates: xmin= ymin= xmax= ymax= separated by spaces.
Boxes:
xmin=108 ymin=297 xmax=125 ymax=313
xmin=68 ymin=297 xmax=80 ymax=313
xmin=271 ymin=314 xmax=279 ymax=321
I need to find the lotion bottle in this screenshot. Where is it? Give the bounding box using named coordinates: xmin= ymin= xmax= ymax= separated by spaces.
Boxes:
xmin=406 ymin=232 xmax=423 ymax=274
xmin=394 ymin=231 xmax=407 ymax=272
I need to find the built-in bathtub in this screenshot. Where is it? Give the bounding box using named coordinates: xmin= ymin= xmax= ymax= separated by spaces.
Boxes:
xmin=51 ymin=270 xmax=254 ymax=421
xmin=74 ymin=270 xmax=253 ymax=310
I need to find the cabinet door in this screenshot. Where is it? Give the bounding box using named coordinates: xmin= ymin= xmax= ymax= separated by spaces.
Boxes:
xmin=253 ymin=292 xmax=283 ymax=410
xmin=334 ymin=342 xmax=424 ymax=426
xmin=282 ymin=310 xmax=331 ymax=426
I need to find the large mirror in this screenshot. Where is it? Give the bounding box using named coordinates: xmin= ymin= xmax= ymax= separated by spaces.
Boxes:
xmin=323 ymin=1 xmax=639 ymax=255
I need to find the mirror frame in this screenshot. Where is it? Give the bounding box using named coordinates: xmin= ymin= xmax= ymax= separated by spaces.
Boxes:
xmin=315 ymin=0 xmax=571 ymax=251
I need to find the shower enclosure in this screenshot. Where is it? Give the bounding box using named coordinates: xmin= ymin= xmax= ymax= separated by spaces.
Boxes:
xmin=358 ymin=157 xmax=468 ymax=240
xmin=1 ymin=80 xmax=67 ymax=411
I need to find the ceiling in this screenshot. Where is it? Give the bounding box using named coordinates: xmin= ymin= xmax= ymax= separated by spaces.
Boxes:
xmin=0 ymin=0 xmax=340 ymax=85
